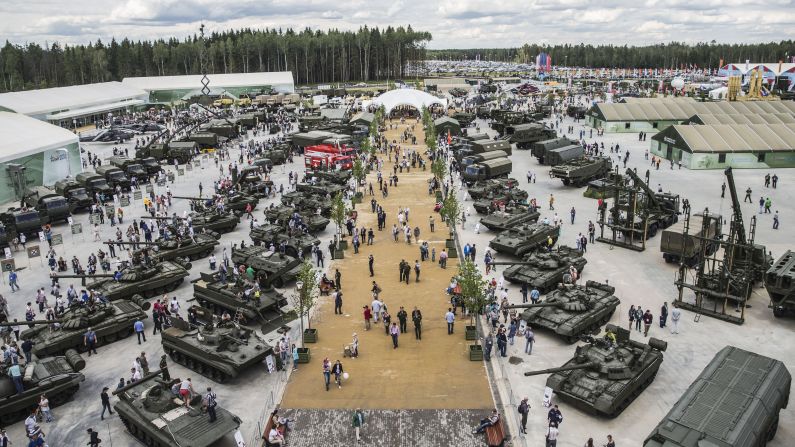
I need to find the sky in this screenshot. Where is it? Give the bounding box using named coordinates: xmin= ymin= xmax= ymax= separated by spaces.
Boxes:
xmin=2 ymin=0 xmax=794 ymax=49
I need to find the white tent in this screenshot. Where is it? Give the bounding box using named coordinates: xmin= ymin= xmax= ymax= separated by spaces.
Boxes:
xmin=370 ymin=89 xmax=446 ymax=113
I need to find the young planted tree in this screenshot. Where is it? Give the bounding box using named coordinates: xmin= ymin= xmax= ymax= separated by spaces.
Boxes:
xmin=458 ymin=259 xmax=489 ymax=331
xmin=352 ymin=158 xmax=366 ymax=193
xmin=290 ymin=260 xmax=320 ymax=345
xmin=439 ymin=192 xmax=461 ymax=231
xmin=330 ymin=191 xmax=349 ymax=247
xmin=431 ymin=157 xmax=447 ymax=182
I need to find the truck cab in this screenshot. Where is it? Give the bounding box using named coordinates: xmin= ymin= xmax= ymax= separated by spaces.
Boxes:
xmin=76 ymin=172 xmax=112 ymax=198
xmin=139 ymin=157 xmax=162 ymax=175
xmin=0 ymin=209 xmax=43 ymax=237
xmin=96 ymin=165 xmax=131 ymax=191
xmin=55 ymin=179 xmax=93 ymax=211
xmin=24 ymin=186 xmax=71 ymax=224
xmin=109 ymin=156 xmax=149 ymax=182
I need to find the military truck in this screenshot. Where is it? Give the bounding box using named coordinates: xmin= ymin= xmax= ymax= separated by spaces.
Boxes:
xmin=550 ymin=157 xmax=613 ymax=187
xmin=643 ymin=346 xmax=790 ymax=447
xmin=95 ymin=165 xmax=131 ymax=191
xmin=765 ymin=251 xmax=795 ymax=317
xmin=231 ymin=246 xmax=303 ymax=288
xmin=479 ymin=206 xmax=540 ymax=232
xmin=76 ymin=172 xmax=112 ymax=197
xmin=54 ymin=179 xmax=93 ymax=211
xmin=471 ymin=139 xmax=512 ymax=156
xmin=23 ymin=186 xmax=71 ymax=223
xmin=660 ymin=212 xmax=722 ymax=266
xmin=525 ymin=324 xmax=667 ymax=417
xmin=507 ymin=123 xmax=556 ymax=149
xmin=113 ymin=371 xmax=241 ymax=446
xmin=544 ymin=144 xmax=585 ymax=166
xmin=532 ymin=137 xmax=572 ymax=161
xmin=0 ymin=350 xmax=86 ymax=424
xmin=202 ymin=119 xmax=239 ymax=138
xmin=460 ymin=150 xmax=509 ymax=171
xmin=491 ymin=246 xmax=588 ymax=292
xmin=138 ymin=157 xmax=162 ymax=175
xmin=0 ymin=209 xmax=43 ymax=238
xmin=463 ymin=158 xmax=513 ymax=185
xmin=489 ymin=223 xmax=560 ymax=257
xmin=566 ymin=105 xmax=587 ymax=118
xmin=137 ymin=141 xmax=195 ymax=164
xmin=188 ymin=131 xmax=221 ymax=149
xmin=109 ymin=156 xmax=149 ymax=182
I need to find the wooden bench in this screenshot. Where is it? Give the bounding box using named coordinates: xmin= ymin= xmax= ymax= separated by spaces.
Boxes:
xmin=262 ymin=417 xmax=288 ymax=447
xmin=484 ymin=419 xmax=505 ymax=447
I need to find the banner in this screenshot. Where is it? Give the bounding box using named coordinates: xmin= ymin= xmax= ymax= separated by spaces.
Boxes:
xmin=42 ymin=148 xmax=71 ymax=186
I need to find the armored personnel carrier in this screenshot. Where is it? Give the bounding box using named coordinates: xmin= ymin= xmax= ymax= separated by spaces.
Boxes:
xmin=250 ymin=225 xmax=320 ymax=257
xmin=480 ymin=206 xmax=540 ymax=232
xmin=15 ymin=296 xmax=150 ymax=357
xmin=281 ymin=192 xmax=332 ymax=217
xmin=296 ymin=181 xmax=345 ymax=197
xmin=114 ymin=371 xmax=241 ymax=446
xmin=489 ymin=223 xmax=560 ymax=257
xmin=106 ymin=234 xmax=218 ymax=263
xmin=551 ymin=157 xmax=613 ymax=187
xmin=472 ymin=189 xmax=530 ymax=214
xmin=55 ymin=260 xmax=189 ymax=300
xmin=231 ymin=246 xmax=302 ymax=288
xmin=263 ymin=205 xmax=330 ymax=233
xmin=766 ymin=250 xmax=795 ymax=317
xmin=148 ymin=212 xmax=240 ymax=236
xmin=525 ymin=324 xmax=667 ymax=417
xmin=490 ymin=246 xmax=587 ymax=292
xmin=192 ymin=272 xmax=294 ymax=331
xmin=0 ymin=350 xmax=85 ymax=424
xmin=506 ymin=281 xmax=619 ymax=342
xmin=467 ymin=178 xmax=520 ymax=200
xmin=162 ymin=319 xmax=273 ymax=382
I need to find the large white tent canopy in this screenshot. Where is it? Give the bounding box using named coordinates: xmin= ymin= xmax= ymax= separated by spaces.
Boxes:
xmin=370 ymin=89 xmax=446 ymax=113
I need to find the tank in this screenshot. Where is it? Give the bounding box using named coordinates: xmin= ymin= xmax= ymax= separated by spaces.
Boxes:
xmin=491 ymin=246 xmax=588 ymax=292
xmin=16 ymin=296 xmax=150 ymax=357
xmin=162 ymin=319 xmax=273 ymax=382
xmin=489 ymin=223 xmax=561 ymax=257
xmin=263 ymin=205 xmax=330 ymax=233
xmin=174 ymin=193 xmax=258 ymax=214
xmin=472 ymin=189 xmax=530 ymax=214
xmin=192 ymin=272 xmax=294 ymax=332
xmin=507 ymin=281 xmax=619 ymax=342
xmin=467 ymin=178 xmax=520 ymax=200
xmin=0 ymin=350 xmax=86 ymax=424
xmin=147 ymin=212 xmax=240 ymax=235
xmin=479 ymin=206 xmax=541 ymax=232
xmin=296 ymin=181 xmax=346 ymax=197
xmin=643 ymin=346 xmax=790 ymax=447
xmin=113 ymin=371 xmax=241 ymax=447
xmin=107 ymin=233 xmax=218 ymax=262
xmin=766 ymin=250 xmax=795 ymax=317
xmin=550 ymin=157 xmax=613 ymax=187
xmin=250 ymin=225 xmax=320 ymax=257
xmin=55 ymin=260 xmax=189 ymax=300
xmin=304 ymin=169 xmax=351 ymax=185
xmin=231 ymin=246 xmax=302 ymax=288
xmin=281 ymin=192 xmax=332 ymax=217
xmin=525 ymin=324 xmax=667 ymax=417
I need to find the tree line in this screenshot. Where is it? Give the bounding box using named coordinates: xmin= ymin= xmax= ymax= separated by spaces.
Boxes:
xmin=428 ymin=41 xmax=795 ymax=69
xmin=0 ymin=26 xmax=431 ymax=93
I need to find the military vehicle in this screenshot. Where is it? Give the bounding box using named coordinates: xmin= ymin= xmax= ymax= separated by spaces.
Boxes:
xmin=54 ymin=260 xmax=189 ymax=300
xmin=95 ymin=165 xmax=131 ymax=190
xmin=479 ymin=206 xmax=540 ymax=232
xmin=583 ymin=172 xmax=625 ymax=199
xmin=463 ymin=158 xmax=513 ymax=185
xmin=109 ymin=156 xmax=149 ymax=182
xmin=566 ymin=105 xmax=587 ymax=119
xmin=187 ymin=131 xmax=222 ymax=149
xmin=14 ymin=296 xmax=150 ymax=357
xmin=175 ymin=194 xmax=259 ymax=215
xmin=451 ymin=112 xmax=475 ymax=127
xmin=54 ymin=179 xmax=93 ymax=211
xmin=137 ymin=141 xmax=195 ymax=164
xmin=306 ymin=169 xmax=352 ymax=185
xmin=448 ymin=87 xmax=468 ymax=98
xmin=0 ymin=223 xmax=12 ymax=249
xmin=192 ymin=272 xmax=293 ymax=329
xmin=263 ymin=205 xmax=330 ymax=233
xmin=531 ymin=137 xmax=573 ymax=161
xmin=262 ymin=147 xmax=288 ymax=165
xmin=281 ymin=192 xmax=332 ymax=217
xmin=76 ymin=172 xmax=112 ymax=197
xmin=79 ymin=127 xmax=135 ymax=143
xmin=491 ymin=246 xmax=588 ymax=293
xmin=162 ymin=319 xmax=273 ymax=382
xmin=296 ymin=181 xmax=346 ymax=197
xmin=460 ymin=150 xmax=509 ymax=171
xmin=643 ymin=346 xmax=790 ymax=447
xmin=250 ymin=225 xmax=320 ymax=257
xmin=544 ymin=145 xmax=585 ymax=166
xmin=472 ymin=189 xmax=529 ymax=214
xmin=507 ymin=123 xmax=556 ymax=149
xmin=23 ymin=186 xmax=71 ymax=223
xmin=467 ymin=178 xmax=520 ymax=200
xmin=201 ymin=119 xmax=239 ymax=138
xmin=138 ymin=157 xmax=163 ymax=175
xmin=660 ymin=212 xmax=722 ymax=266
xmin=490 ymin=110 xmax=529 ymax=136
xmin=551 ymin=157 xmax=613 ymax=187
xmin=766 ymin=251 xmax=795 ymax=317
xmin=148 ymin=212 xmax=240 ymax=236
xmin=231 ymin=246 xmax=302 ymax=288
xmin=489 ymin=223 xmax=560 ymax=257
xmin=0 ymin=209 xmax=43 ymax=237
xmin=506 ymin=281 xmax=619 ymax=342
xmin=525 ymin=324 xmax=667 ymax=417
xmin=113 ymin=371 xmax=241 ymax=446
xmin=470 ymin=139 xmax=513 ymax=156
xmin=106 ymin=233 xmax=218 ymax=262
xmin=0 ymin=350 xmax=85 ymax=424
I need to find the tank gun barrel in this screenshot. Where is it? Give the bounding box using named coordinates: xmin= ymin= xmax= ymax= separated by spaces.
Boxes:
xmin=504 ymin=302 xmax=562 ymax=309
xmin=524 ymin=361 xmax=598 ymax=376
xmin=103 ymin=241 xmax=161 ymax=245
xmin=171 ymin=196 xmax=208 ymax=200
xmin=0 ymin=319 xmax=62 ymax=327
xmin=488 ymin=261 xmax=537 ymax=266
xmin=53 ymin=273 xmax=115 ymax=278
xmin=112 ymin=369 xmax=165 ymax=395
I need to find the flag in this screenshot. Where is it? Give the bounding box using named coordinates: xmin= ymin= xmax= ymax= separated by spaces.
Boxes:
xmin=447 ymin=129 xmax=451 ymax=145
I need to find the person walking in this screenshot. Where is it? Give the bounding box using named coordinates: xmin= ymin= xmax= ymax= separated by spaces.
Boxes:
xmin=744 ymin=187 xmax=752 ymax=203
xmin=773 ymin=211 xmax=779 ymax=229
xmin=660 ymin=302 xmax=668 ymax=328
xmin=100 ymin=387 xmax=113 ymax=420
xmin=414 ymin=260 xmax=421 ymax=282
xmin=371 ymin=298 xmax=382 ymax=323
xmin=39 ymin=394 xmax=53 ymax=422
xmin=412 ymin=307 xmax=422 ymax=340
xmin=518 ymin=397 xmax=531 ymax=434
xmin=524 ymin=325 xmax=535 ymax=354
xmin=86 ymin=428 xmax=102 ymax=447
xmin=497 ymin=328 xmax=508 ymax=357
xmin=390 ymin=322 xmax=399 ymax=349
xmin=643 ymin=309 xmax=653 ymax=337
xmin=84 ymin=327 xmax=98 ymax=356
xmin=363 ymin=306 xmax=372 ymax=330
xmin=634 ymin=306 xmax=643 ymax=332
xmin=545 ymin=421 xmax=560 ymax=447
xmin=322 ymin=357 xmax=332 ymax=391
xmin=670 ymin=304 xmax=681 ymax=334
xmin=205 ymin=387 xmax=217 ymax=422
xmin=8 ymin=270 xmax=19 ymax=292
xmin=445 ymin=308 xmax=455 ymax=334
xmin=134 ymin=319 xmax=146 ymax=344
xmin=397 ymin=307 xmax=408 ymax=333
xmin=332 ymin=360 xmax=344 ymax=389
xmin=352 ymin=408 xmax=365 ymax=443
xmin=334 ymin=290 xmax=343 ymax=315
xmin=368 ymin=254 xmax=374 ymax=277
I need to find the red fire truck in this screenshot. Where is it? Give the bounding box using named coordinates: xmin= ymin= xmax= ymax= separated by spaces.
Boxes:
xmin=303 ymin=143 xmax=355 ymax=170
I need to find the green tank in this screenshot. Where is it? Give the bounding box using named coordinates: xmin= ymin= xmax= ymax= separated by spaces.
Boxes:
xmin=472 ymin=189 xmax=529 ymax=214
xmin=106 ymin=233 xmax=218 ymax=262
xmin=192 ymin=272 xmax=294 ymax=331
xmin=231 ymin=246 xmax=302 ymax=288
xmin=250 ymin=225 xmax=320 ymax=257
xmin=525 ymin=324 xmax=667 ymax=417
xmin=280 ymin=192 xmax=332 ymax=217
xmin=479 ymin=206 xmax=540 ymax=232
xmin=147 ymin=212 xmax=240 ymax=236
xmin=766 ymin=250 xmax=795 ymax=317
xmin=506 ymin=281 xmax=619 ymax=342
xmin=54 ymin=260 xmax=189 ymax=299
xmin=174 ymin=193 xmax=259 ymax=215
xmin=114 ymin=371 xmax=241 ymax=447
xmin=489 ymin=223 xmax=561 ymax=257
xmin=263 ymin=205 xmax=330 ymax=233
xmin=306 ymin=169 xmax=352 ymax=185
xmin=490 ymin=246 xmax=588 ymax=292
xmin=15 ymin=296 xmax=150 ymax=357
xmin=162 ymin=319 xmax=273 ymax=382
xmin=0 ymin=350 xmax=86 ymax=424
xmin=296 ymin=181 xmax=346 ymax=197
xmin=467 ymin=178 xmax=520 ymax=200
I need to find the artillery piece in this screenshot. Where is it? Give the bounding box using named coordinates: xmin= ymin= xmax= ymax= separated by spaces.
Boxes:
xmin=504 ymin=281 xmax=619 ymax=342
xmin=489 ymin=246 xmax=587 ymax=292
xmin=113 ymin=369 xmax=241 ymax=446
xmin=480 ymin=206 xmax=541 ymax=232
xmin=489 ymin=223 xmax=560 ymax=257
xmin=525 ymin=324 xmax=667 ymax=417
xmin=105 ymin=234 xmax=217 ymax=263
xmin=54 ymin=260 xmax=189 ymax=300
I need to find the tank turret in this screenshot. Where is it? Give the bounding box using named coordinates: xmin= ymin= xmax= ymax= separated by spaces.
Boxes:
xmin=103 ymin=233 xmax=217 ymax=263
xmin=489 ymin=246 xmax=587 ymax=292
xmin=53 ymin=261 xmax=188 ymax=300
xmin=489 ymin=223 xmax=561 ymax=257
xmin=231 ymin=246 xmax=302 ymax=288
